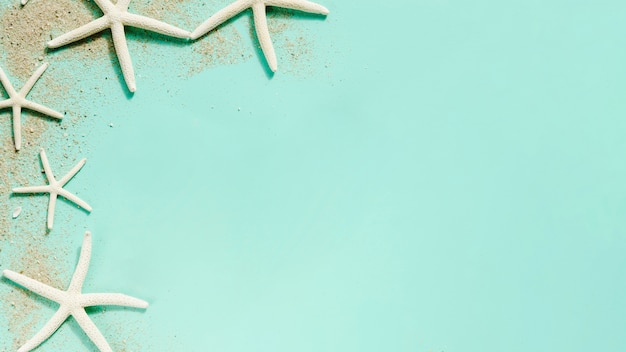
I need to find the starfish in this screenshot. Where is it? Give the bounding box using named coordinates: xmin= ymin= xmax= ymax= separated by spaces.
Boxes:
xmin=190 ymin=0 xmax=329 ymax=72
xmin=2 ymin=231 xmax=149 ymax=352
xmin=0 ymin=63 xmax=63 ymax=150
xmin=12 ymin=148 xmax=91 ymax=230
xmin=47 ymin=0 xmax=191 ymax=93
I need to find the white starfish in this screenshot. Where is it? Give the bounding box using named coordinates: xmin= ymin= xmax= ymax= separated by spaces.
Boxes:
xmin=12 ymin=148 xmax=91 ymax=230
xmin=191 ymin=0 xmax=329 ymax=72
xmin=2 ymin=231 xmax=149 ymax=352
xmin=47 ymin=0 xmax=191 ymax=92
xmin=0 ymin=63 xmax=63 ymax=150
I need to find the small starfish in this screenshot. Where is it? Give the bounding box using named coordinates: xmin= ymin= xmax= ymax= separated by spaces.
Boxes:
xmin=47 ymin=0 xmax=191 ymax=92
xmin=0 ymin=63 xmax=63 ymax=150
xmin=190 ymin=0 xmax=329 ymax=72
xmin=12 ymin=148 xmax=91 ymax=230
xmin=2 ymin=231 xmax=149 ymax=352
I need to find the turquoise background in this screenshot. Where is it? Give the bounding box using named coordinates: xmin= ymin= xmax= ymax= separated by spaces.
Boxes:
xmin=1 ymin=0 xmax=626 ymax=351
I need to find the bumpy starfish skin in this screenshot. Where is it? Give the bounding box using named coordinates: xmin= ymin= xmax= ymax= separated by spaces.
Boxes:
xmin=190 ymin=0 xmax=329 ymax=72
xmin=2 ymin=231 xmax=149 ymax=352
xmin=12 ymin=148 xmax=91 ymax=229
xmin=47 ymin=0 xmax=190 ymax=92
xmin=0 ymin=63 xmax=63 ymax=150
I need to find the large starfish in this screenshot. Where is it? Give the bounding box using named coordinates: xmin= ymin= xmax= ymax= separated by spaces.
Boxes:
xmin=2 ymin=231 xmax=149 ymax=352
xmin=12 ymin=148 xmax=92 ymax=230
xmin=47 ymin=0 xmax=191 ymax=92
xmin=190 ymin=0 xmax=329 ymax=72
xmin=0 ymin=63 xmax=63 ymax=150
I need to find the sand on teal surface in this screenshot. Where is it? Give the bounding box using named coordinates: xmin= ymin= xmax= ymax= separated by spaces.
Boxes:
xmin=2 ymin=1 xmax=626 ymax=351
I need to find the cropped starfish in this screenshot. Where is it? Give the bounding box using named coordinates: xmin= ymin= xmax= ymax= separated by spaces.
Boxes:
xmin=190 ymin=0 xmax=329 ymax=72
xmin=2 ymin=231 xmax=149 ymax=352
xmin=47 ymin=0 xmax=191 ymax=92
xmin=12 ymin=148 xmax=91 ymax=230
xmin=0 ymin=63 xmax=63 ymax=150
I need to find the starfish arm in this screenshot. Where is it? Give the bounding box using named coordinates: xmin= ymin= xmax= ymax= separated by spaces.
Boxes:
xmin=47 ymin=192 xmax=58 ymax=230
xmin=12 ymin=185 xmax=52 ymax=194
xmin=266 ymin=0 xmax=329 ymax=14
xmin=252 ymin=3 xmax=278 ymax=72
xmin=190 ymin=0 xmax=253 ymax=39
xmin=80 ymin=293 xmax=149 ymax=309
xmin=72 ymin=309 xmax=113 ymax=352
xmin=39 ymin=148 xmax=56 ymax=184
xmin=22 ymin=100 xmax=64 ymax=120
xmin=2 ymin=270 xmax=66 ymax=302
xmin=19 ymin=62 xmax=48 ymax=97
xmin=47 ymin=17 xmax=110 ymax=49
xmin=57 ymin=158 xmax=86 ymax=186
xmin=94 ymin=0 xmax=115 ymax=14
xmin=58 ymin=188 xmax=93 ymax=212
xmin=0 ymin=98 xmax=13 ymax=110
xmin=12 ymin=104 xmax=22 ymax=150
xmin=17 ymin=307 xmax=70 ymax=352
xmin=110 ymin=22 xmax=137 ymax=92
xmin=68 ymin=231 xmax=92 ymax=293
xmin=0 ymin=66 xmax=18 ymax=97
xmin=122 ymin=13 xmax=190 ymax=39
xmin=93 ymin=0 xmax=116 ymax=13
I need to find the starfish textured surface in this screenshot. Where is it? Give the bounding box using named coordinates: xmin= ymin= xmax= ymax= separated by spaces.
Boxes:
xmin=12 ymin=148 xmax=92 ymax=230
xmin=0 ymin=63 xmax=63 ymax=150
xmin=2 ymin=231 xmax=149 ymax=352
xmin=47 ymin=0 xmax=191 ymax=92
xmin=190 ymin=0 xmax=329 ymax=72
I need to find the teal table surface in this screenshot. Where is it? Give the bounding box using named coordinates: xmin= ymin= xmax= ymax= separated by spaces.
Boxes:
xmin=1 ymin=0 xmax=626 ymax=351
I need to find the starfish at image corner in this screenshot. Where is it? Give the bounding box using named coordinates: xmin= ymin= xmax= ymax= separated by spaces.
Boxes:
xmin=190 ymin=0 xmax=329 ymax=72
xmin=0 ymin=63 xmax=63 ymax=150
xmin=2 ymin=231 xmax=149 ymax=352
xmin=12 ymin=148 xmax=92 ymax=230
xmin=47 ymin=0 xmax=190 ymax=92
